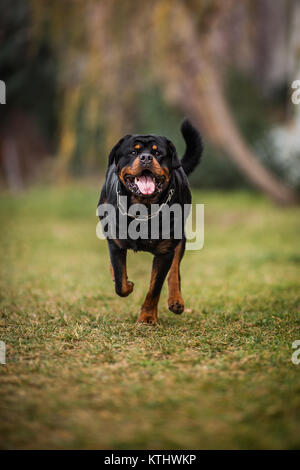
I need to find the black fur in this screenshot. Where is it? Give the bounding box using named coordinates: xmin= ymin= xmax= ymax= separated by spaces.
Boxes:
xmin=180 ymin=118 xmax=203 ymax=176
xmin=97 ymin=119 xmax=203 ymax=324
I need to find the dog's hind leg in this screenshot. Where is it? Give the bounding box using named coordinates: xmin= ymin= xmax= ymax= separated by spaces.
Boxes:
xmin=108 ymin=241 xmax=134 ymax=297
xmin=137 ymin=251 xmax=174 ymax=325
xmin=168 ymin=239 xmax=185 ymax=314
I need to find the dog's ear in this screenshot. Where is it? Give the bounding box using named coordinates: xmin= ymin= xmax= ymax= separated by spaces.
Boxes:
xmin=108 ymin=135 xmax=131 ymax=166
xmin=166 ymin=139 xmax=181 ymax=169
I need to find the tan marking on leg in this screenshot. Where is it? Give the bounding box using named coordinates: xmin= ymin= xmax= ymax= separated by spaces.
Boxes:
xmin=119 ymin=262 xmax=134 ymax=297
xmin=111 ymin=257 xmax=134 ymax=297
xmin=137 ymin=264 xmax=159 ymax=325
xmin=110 ymin=263 xmax=115 ymax=281
xmin=168 ymin=241 xmax=184 ymax=314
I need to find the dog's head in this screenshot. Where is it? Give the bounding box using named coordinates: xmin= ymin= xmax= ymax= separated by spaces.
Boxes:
xmin=108 ymin=134 xmax=181 ymax=198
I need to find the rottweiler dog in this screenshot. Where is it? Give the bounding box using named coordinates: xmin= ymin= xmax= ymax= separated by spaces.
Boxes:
xmin=98 ymin=119 xmax=203 ymax=324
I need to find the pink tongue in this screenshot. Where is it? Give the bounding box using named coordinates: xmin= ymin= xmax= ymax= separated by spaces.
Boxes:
xmin=136 ymin=175 xmax=155 ymax=195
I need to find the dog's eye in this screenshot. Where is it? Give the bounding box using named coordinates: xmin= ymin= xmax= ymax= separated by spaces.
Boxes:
xmin=131 ymin=150 xmax=137 ymax=156
xmin=152 ymin=145 xmax=160 ymax=157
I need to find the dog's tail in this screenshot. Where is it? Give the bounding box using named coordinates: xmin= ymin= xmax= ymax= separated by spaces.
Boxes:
xmin=180 ymin=118 xmax=203 ymax=176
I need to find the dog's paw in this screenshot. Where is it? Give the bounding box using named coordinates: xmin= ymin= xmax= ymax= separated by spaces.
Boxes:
xmin=137 ymin=311 xmax=157 ymax=325
xmin=125 ymin=281 xmax=134 ymax=296
xmin=168 ymin=300 xmax=184 ymax=315
xmin=116 ymin=281 xmax=134 ymax=297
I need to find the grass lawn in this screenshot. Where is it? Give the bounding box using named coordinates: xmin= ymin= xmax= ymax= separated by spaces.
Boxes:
xmin=0 ymin=183 xmax=299 ymax=449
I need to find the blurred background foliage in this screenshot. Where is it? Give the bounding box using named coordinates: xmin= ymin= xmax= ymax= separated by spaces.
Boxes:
xmin=0 ymin=0 xmax=300 ymax=201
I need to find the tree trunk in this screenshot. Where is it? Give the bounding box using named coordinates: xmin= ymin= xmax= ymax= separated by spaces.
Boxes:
xmin=2 ymin=138 xmax=23 ymax=193
xmin=159 ymin=1 xmax=299 ymax=205
xmin=186 ymin=60 xmax=298 ymax=205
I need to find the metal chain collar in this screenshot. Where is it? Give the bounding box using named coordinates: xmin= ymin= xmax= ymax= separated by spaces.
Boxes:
xmin=116 ymin=184 xmax=175 ymax=221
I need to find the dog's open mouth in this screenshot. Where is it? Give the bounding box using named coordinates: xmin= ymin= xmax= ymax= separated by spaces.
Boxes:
xmin=124 ymin=170 xmax=165 ymax=196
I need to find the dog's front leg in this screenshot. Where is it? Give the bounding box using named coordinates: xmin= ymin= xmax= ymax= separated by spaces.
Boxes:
xmin=138 ymin=251 xmax=174 ymax=325
xmin=168 ymin=239 xmax=185 ymax=314
xmin=108 ymin=241 xmax=134 ymax=297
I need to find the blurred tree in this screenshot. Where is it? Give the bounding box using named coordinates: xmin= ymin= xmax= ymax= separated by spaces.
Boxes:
xmin=0 ymin=0 xmax=56 ymax=189
xmin=149 ymin=0 xmax=298 ymax=204
xmin=25 ymin=0 xmax=300 ymax=203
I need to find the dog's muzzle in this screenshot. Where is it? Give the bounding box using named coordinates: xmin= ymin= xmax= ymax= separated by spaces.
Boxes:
xmin=139 ymin=154 xmax=153 ymax=167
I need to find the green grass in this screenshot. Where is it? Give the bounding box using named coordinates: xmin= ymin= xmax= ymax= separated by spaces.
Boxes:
xmin=0 ymin=183 xmax=300 ymax=449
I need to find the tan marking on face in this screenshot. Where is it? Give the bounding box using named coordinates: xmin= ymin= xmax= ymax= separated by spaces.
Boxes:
xmin=152 ymin=144 xmax=157 ymax=150
xmin=151 ymin=158 xmax=170 ymax=182
xmin=134 ymin=144 xmax=141 ymax=150
xmin=119 ymin=157 xmax=143 ymax=185
xmin=119 ymin=157 xmax=170 ymax=201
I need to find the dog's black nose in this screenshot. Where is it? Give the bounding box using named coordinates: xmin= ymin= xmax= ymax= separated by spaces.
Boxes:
xmin=140 ymin=154 xmax=153 ymax=166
